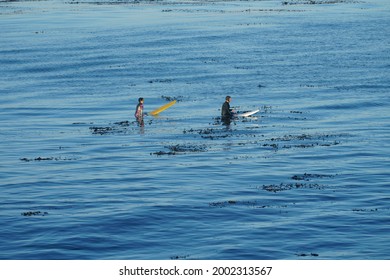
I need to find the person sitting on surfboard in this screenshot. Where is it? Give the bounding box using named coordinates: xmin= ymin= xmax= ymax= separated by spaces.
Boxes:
xmin=135 ymin=97 xmax=145 ymax=119
xmin=221 ymin=95 xmax=234 ymax=119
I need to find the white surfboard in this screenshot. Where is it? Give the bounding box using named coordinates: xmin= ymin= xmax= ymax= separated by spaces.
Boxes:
xmin=236 ymin=109 xmax=259 ymax=117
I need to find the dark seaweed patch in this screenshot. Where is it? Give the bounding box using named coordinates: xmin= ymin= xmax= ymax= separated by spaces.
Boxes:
xmin=151 ymin=151 xmax=176 ymax=156
xmin=288 ymin=110 xmax=307 ymax=120
xmin=72 ymin=122 xmax=94 ymax=125
xmin=259 ymin=173 xmax=337 ymax=192
xmin=67 ymin=1 xmax=150 ymax=5
xmin=162 ymin=8 xmax=305 ymax=14
xmin=161 ymin=95 xmax=184 ymax=102
xmin=89 ymin=120 xmax=147 ymax=135
xmin=261 ymin=182 xmax=324 ymax=192
xmin=151 ymin=144 xmax=207 ymax=156
xmin=283 ymin=0 xmax=359 ymax=5
xmin=113 ymin=120 xmax=131 ymax=126
xmin=210 ymin=200 xmax=264 ymax=208
xmin=21 ymin=211 xmax=48 ymax=217
xmin=262 ymin=133 xmax=344 ymax=150
xmin=170 ymin=255 xmax=190 ymax=260
xmin=20 ymin=157 xmax=77 ymax=162
xmin=263 ymin=143 xmax=279 ymax=149
xmin=148 ymin=78 xmax=173 ymax=83
xmin=20 ymin=157 xmax=54 ymax=162
xmin=296 ymin=253 xmax=319 ymax=257
xmin=2 ymin=0 xmax=48 ymax=2
xmin=183 ymin=127 xmax=232 ymax=139
xmin=292 ymin=173 xmax=336 ymax=181
xmin=209 ymin=200 xmax=290 ymax=209
xmin=281 ymin=141 xmax=340 ymax=148
xmin=300 ymin=84 xmax=328 ymax=88
xmin=287 ymin=117 xmax=307 ymax=120
xmin=89 ymin=126 xmax=113 ymax=135
xmin=167 ymin=144 xmax=207 ymax=153
xmin=267 ymin=133 xmax=342 ymax=141
xmin=263 ymin=142 xmax=340 ymax=150
xmin=352 ymin=208 xmax=378 ymax=212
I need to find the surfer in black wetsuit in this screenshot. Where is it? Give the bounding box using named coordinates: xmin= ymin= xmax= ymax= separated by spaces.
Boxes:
xmin=221 ymin=95 xmax=234 ymax=124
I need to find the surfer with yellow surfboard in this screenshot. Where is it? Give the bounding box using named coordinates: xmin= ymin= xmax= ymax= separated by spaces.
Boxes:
xmin=134 ymin=97 xmax=146 ymax=119
xmin=135 ymin=97 xmax=177 ymax=120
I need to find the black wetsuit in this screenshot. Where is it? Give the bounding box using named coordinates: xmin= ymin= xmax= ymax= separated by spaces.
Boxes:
xmin=221 ymin=101 xmax=233 ymax=119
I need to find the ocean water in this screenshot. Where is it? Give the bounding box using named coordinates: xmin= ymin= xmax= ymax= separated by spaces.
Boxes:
xmin=0 ymin=0 xmax=389 ymax=260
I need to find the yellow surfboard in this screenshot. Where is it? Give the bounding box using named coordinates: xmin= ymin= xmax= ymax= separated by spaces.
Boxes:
xmin=149 ymin=100 xmax=176 ymax=116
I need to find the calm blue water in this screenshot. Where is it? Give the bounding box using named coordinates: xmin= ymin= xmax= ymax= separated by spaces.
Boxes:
xmin=1 ymin=0 xmax=389 ymax=260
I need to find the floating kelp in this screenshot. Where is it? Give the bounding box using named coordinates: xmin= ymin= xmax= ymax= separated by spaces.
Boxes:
xmin=266 ymin=133 xmax=346 ymax=142
xmin=167 ymin=144 xmax=207 ymax=153
xmin=89 ymin=120 xmax=148 ymax=135
xmin=259 ymin=173 xmax=338 ymax=192
xmin=209 ymin=200 xmax=292 ymax=210
xmin=21 ymin=211 xmax=48 ymax=217
xmin=170 ymin=254 xmax=190 ymax=260
xmin=67 ymin=0 xmax=157 ymax=5
xmin=292 ymin=173 xmax=336 ymax=181
xmin=20 ymin=157 xmax=78 ymax=162
xmin=260 ymin=133 xmax=344 ymax=151
xmin=162 ymin=8 xmax=306 ymax=14
xmin=161 ymin=95 xmax=184 ymax=102
xmin=296 ymin=253 xmax=319 ymax=257
xmin=183 ymin=127 xmax=233 ymax=139
xmin=352 ymin=208 xmax=379 ymax=212
xmin=151 ymin=151 xmax=176 ymax=156
xmin=209 ymin=200 xmax=268 ymax=208
xmin=261 ymin=182 xmax=325 ymax=192
xmin=281 ymin=141 xmax=340 ymax=149
xmin=148 ymin=78 xmax=173 ymax=83
xmin=283 ymin=0 xmax=358 ymax=5
xmin=113 ymin=120 xmax=131 ymax=126
xmin=89 ymin=126 xmax=113 ymax=135
xmin=20 ymin=157 xmax=54 ymax=162
xmin=151 ymin=144 xmax=207 ymax=156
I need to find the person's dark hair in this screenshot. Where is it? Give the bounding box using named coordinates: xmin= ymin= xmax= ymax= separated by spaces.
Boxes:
xmin=138 ymin=97 xmax=144 ymax=103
